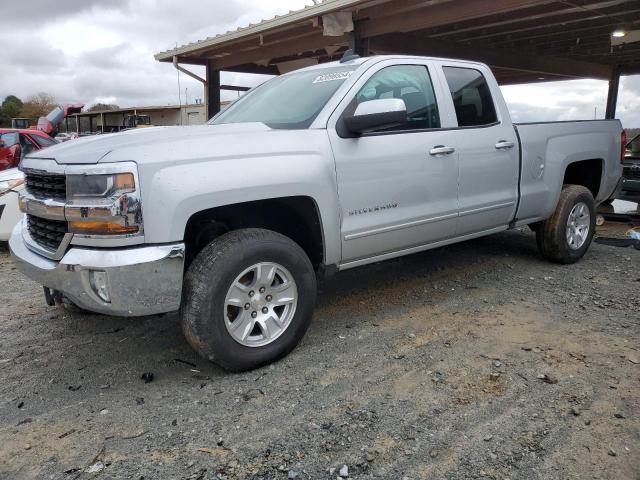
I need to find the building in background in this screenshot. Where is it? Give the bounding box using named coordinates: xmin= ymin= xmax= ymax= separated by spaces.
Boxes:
xmin=64 ymin=102 xmax=230 ymax=134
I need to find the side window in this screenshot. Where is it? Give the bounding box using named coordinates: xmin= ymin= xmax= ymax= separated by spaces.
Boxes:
xmin=442 ymin=67 xmax=498 ymax=127
xmin=20 ymin=134 xmax=36 ymax=156
xmin=356 ymin=65 xmax=440 ymax=132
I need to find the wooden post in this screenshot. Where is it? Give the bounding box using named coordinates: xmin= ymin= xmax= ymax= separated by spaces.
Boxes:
xmin=605 ymin=67 xmax=620 ymax=119
xmin=206 ymin=61 xmax=221 ymax=119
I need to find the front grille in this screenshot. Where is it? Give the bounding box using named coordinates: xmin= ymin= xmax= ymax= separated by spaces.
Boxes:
xmin=27 ymin=214 xmax=68 ymax=251
xmin=25 ymin=172 xmax=66 ymax=200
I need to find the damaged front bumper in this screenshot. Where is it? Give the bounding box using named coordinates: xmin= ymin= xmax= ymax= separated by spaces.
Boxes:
xmin=9 ymin=223 xmax=185 ymax=317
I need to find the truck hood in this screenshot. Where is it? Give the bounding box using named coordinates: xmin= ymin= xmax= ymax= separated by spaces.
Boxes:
xmin=25 ymin=123 xmax=277 ymax=165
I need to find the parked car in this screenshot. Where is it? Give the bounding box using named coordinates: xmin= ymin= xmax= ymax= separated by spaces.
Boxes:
xmin=10 ymin=55 xmax=623 ymax=371
xmin=620 ymin=131 xmax=640 ymax=200
xmin=0 ymin=168 xmax=24 ymax=241
xmin=54 ymin=132 xmax=78 ymax=142
xmin=0 ymin=129 xmax=58 ymax=171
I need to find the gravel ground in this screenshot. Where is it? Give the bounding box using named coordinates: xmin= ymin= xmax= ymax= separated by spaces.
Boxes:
xmin=0 ymin=228 xmax=639 ymax=480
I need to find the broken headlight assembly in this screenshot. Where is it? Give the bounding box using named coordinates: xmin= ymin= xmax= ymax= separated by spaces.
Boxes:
xmin=65 ymin=166 xmax=143 ymax=237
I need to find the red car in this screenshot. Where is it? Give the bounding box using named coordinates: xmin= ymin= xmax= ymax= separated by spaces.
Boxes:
xmin=0 ymin=129 xmax=58 ymax=171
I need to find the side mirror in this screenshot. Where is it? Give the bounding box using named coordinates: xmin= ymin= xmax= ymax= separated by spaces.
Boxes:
xmin=344 ymin=98 xmax=407 ymax=135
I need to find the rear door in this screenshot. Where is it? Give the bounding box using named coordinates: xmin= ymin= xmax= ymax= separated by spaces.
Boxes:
xmin=328 ymin=59 xmax=460 ymax=263
xmin=437 ymin=63 xmax=519 ymax=235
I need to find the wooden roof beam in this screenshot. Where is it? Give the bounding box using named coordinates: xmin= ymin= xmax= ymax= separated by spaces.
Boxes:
xmin=459 ymin=5 xmax=640 ymax=42
xmin=482 ymin=14 xmax=640 ymax=46
xmin=427 ymin=0 xmax=629 ymax=38
xmin=359 ymin=0 xmax=556 ymax=38
xmin=369 ymin=33 xmax=612 ymax=79
xmin=210 ymin=33 xmax=349 ymax=70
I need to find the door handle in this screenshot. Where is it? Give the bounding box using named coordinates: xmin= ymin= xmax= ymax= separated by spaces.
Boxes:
xmin=495 ymin=140 xmax=515 ymax=150
xmin=429 ymin=145 xmax=455 ymax=156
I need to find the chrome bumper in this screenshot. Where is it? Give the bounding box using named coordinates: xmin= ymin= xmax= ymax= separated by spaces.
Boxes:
xmin=9 ymin=224 xmax=185 ymax=317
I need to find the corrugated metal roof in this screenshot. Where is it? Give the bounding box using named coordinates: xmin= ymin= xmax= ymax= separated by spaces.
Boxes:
xmin=154 ymin=0 xmax=368 ymax=61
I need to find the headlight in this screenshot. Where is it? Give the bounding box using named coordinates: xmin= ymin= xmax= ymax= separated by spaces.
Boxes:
xmin=0 ymin=177 xmax=25 ymax=196
xmin=67 ymin=173 xmax=135 ymax=198
xmin=65 ymin=169 xmax=142 ymax=237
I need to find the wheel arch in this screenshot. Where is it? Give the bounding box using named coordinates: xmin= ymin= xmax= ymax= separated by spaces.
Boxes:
xmin=183 ymin=196 xmax=326 ymax=270
xmin=562 ymin=158 xmax=604 ymax=199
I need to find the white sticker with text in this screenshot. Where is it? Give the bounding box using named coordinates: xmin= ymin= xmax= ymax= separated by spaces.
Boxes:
xmin=312 ymin=71 xmax=354 ymax=84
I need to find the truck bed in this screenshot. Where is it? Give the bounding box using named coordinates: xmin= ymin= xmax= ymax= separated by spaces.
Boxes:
xmin=513 ymin=119 xmax=623 ymax=224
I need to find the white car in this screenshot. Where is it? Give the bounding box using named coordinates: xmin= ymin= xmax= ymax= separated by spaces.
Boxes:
xmin=54 ymin=133 xmax=75 ymax=142
xmin=0 ymin=168 xmax=25 ymax=241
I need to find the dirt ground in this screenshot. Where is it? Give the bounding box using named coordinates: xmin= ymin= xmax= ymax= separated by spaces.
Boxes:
xmin=0 ymin=227 xmax=638 ymax=480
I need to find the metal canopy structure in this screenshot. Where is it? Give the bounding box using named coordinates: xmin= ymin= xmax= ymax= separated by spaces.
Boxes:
xmin=155 ymin=0 xmax=640 ymax=119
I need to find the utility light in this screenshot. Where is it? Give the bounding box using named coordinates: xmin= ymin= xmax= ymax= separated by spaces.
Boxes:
xmin=612 ymin=29 xmax=626 ymax=38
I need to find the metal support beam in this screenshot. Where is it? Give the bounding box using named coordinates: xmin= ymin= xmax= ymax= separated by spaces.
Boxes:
xmin=221 ymin=85 xmax=251 ymax=92
xmin=605 ymin=67 xmax=620 ymax=119
xmin=206 ymin=62 xmax=221 ymax=119
xmin=348 ymin=20 xmax=369 ymax=57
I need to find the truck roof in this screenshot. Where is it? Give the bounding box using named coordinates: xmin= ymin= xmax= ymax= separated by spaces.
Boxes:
xmin=288 ymin=54 xmax=489 ymax=74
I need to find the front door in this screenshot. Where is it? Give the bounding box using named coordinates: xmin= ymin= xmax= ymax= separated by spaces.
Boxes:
xmin=328 ymin=61 xmax=460 ymax=263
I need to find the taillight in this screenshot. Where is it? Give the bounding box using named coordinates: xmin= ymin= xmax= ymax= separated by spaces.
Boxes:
xmin=621 ymin=130 xmax=627 ymax=163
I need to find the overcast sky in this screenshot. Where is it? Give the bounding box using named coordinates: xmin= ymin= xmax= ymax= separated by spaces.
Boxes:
xmin=1 ymin=0 xmax=638 ymax=127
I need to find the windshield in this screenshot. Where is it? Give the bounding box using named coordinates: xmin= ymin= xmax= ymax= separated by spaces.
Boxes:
xmin=0 ymin=132 xmax=19 ymax=147
xmin=210 ymin=66 xmax=357 ymax=129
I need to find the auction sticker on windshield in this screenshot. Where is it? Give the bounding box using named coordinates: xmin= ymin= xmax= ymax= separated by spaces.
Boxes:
xmin=312 ymin=71 xmax=354 ymax=84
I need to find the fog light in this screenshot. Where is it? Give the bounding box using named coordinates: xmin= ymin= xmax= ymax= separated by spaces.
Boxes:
xmin=89 ymin=270 xmax=110 ymax=303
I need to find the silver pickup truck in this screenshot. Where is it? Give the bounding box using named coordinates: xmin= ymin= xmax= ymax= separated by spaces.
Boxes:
xmin=10 ymin=55 xmax=624 ymax=371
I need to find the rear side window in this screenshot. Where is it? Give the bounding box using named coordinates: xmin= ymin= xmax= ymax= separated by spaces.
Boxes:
xmin=443 ymin=67 xmax=498 ymax=127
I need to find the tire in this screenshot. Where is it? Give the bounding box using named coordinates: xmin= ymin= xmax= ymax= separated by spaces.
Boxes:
xmin=536 ymin=185 xmax=596 ymax=264
xmin=180 ymin=228 xmax=317 ymax=372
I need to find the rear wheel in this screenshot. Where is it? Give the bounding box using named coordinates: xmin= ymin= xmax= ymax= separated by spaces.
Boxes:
xmin=536 ymin=185 xmax=596 ymax=264
xmin=180 ymin=228 xmax=317 ymax=371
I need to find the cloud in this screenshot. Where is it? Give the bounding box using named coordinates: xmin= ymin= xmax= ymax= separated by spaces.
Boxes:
xmin=1 ymin=1 xmax=128 ymax=26
xmin=502 ymin=77 xmax=640 ymax=127
xmin=0 ymin=0 xmax=307 ymax=108
xmin=0 ymin=0 xmax=638 ymax=127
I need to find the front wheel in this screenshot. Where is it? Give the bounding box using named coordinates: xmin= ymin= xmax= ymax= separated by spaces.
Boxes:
xmin=536 ymin=185 xmax=596 ymax=264
xmin=180 ymin=228 xmax=317 ymax=372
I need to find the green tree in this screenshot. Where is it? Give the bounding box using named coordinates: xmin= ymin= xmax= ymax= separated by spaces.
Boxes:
xmin=87 ymin=103 xmax=120 ymax=112
xmin=0 ymin=95 xmax=23 ymax=127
